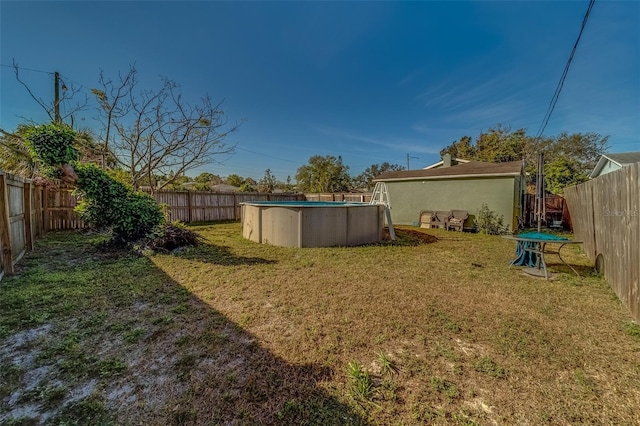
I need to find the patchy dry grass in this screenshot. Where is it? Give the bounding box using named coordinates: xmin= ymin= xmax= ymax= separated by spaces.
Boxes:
xmin=1 ymin=223 xmax=638 ymax=425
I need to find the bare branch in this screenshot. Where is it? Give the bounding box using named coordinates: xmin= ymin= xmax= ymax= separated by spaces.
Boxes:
xmin=92 ymin=66 xmax=240 ymax=192
xmin=13 ymin=60 xmax=54 ymax=121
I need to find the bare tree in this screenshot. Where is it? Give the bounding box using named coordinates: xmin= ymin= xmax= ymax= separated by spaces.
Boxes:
xmin=92 ymin=66 xmax=240 ymax=192
xmin=91 ymin=66 xmax=136 ymax=169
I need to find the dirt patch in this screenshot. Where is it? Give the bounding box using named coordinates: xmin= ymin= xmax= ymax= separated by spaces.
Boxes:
xmin=384 ymin=227 xmax=438 ymax=245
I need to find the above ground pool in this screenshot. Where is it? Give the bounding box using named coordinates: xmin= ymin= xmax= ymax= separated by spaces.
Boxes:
xmin=240 ymin=201 xmax=385 ymax=248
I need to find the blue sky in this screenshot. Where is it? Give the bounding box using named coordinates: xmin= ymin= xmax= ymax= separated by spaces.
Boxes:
xmin=1 ymin=1 xmax=639 ymax=181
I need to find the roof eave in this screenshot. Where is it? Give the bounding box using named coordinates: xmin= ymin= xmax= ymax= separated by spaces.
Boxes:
xmin=374 ymin=172 xmax=522 ymax=182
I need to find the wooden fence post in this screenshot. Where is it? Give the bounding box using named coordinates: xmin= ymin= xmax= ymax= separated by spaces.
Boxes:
xmin=187 ymin=190 xmax=193 ymax=223
xmin=0 ymin=174 xmax=14 ymax=275
xmin=233 ymin=193 xmax=238 ymax=220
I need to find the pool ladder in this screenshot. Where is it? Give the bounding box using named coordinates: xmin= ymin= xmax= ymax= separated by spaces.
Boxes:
xmin=370 ymin=182 xmax=395 ymax=240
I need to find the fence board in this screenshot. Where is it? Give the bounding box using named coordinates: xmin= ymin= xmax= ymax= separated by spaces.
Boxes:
xmin=0 ymin=173 xmax=12 ymax=278
xmin=45 ymin=184 xmax=84 ymax=231
xmin=564 ymin=163 xmax=640 ymax=321
xmin=7 ymin=176 xmax=26 ymax=264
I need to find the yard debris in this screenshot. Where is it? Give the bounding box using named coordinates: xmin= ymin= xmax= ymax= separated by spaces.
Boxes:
xmin=383 ymin=227 xmax=438 ymax=245
xmin=142 ymin=222 xmax=203 ymax=253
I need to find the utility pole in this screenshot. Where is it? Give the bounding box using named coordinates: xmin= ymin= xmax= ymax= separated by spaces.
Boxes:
xmin=54 ymin=72 xmax=61 ymax=123
xmin=406 ymin=153 xmax=419 ymax=170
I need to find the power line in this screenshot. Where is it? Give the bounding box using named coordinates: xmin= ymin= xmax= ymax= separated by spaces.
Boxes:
xmin=0 ymin=63 xmax=53 ymax=75
xmin=235 ymin=146 xmax=302 ymax=164
xmin=58 ymin=73 xmax=92 ymax=91
xmin=1 ymin=64 xmax=92 ymax=92
xmin=535 ymin=0 xmax=596 ymax=138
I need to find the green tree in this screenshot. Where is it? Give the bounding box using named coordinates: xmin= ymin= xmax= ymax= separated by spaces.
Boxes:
xmin=225 ymin=174 xmax=245 ymax=187
xmin=439 ymin=125 xmax=609 ymax=192
xmin=258 ymin=168 xmax=277 ymax=193
xmin=239 ymin=182 xmax=256 ymax=192
xmin=439 ymin=135 xmax=476 ymax=159
xmin=194 ymin=172 xmax=223 ymax=185
xmin=544 ymin=156 xmax=589 ymax=195
xmin=353 ymin=162 xmax=404 ymax=190
xmin=295 ymin=155 xmax=351 ymax=193
xmin=475 ymin=124 xmax=528 ymax=163
xmin=162 ymin=175 xmax=192 ymax=190
xmin=192 ymin=172 xmax=223 ymax=190
xmin=544 ymin=132 xmax=608 ymax=174
xmin=276 ymin=175 xmax=295 ymax=192
xmin=440 ymin=124 xmax=529 ymax=163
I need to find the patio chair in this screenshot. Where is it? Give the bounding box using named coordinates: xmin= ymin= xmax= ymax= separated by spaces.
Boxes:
xmin=419 ymin=210 xmax=435 ymax=228
xmin=432 ymin=211 xmax=452 ymax=229
xmin=447 ymin=210 xmax=468 ymax=231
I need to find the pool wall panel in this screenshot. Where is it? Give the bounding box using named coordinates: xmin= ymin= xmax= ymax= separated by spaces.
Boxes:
xmin=301 ymin=207 xmax=347 ymax=248
xmin=241 ymin=202 xmax=384 ymax=248
xmin=261 ymin=207 xmax=300 ymax=247
xmin=347 ymin=204 xmax=384 ymax=246
xmin=241 ymin=204 xmax=261 ymax=243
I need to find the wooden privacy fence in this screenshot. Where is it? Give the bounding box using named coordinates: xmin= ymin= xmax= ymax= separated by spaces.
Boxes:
xmin=305 ymin=193 xmax=372 ymax=203
xmin=523 ymin=194 xmax=572 ymax=230
xmin=564 ymin=162 xmax=640 ymax=322
xmin=155 ymin=191 xmax=305 ymax=222
xmin=0 ymin=178 xmax=367 ymax=279
xmin=0 ymin=172 xmax=40 ymax=279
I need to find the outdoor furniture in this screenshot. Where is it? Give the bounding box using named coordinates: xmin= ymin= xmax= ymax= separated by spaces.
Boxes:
xmin=503 ymin=233 xmax=583 ymax=280
xmin=431 ymin=211 xmax=452 ymax=229
xmin=419 ymin=210 xmax=435 ymax=228
xmin=447 ymin=210 xmax=468 ymax=231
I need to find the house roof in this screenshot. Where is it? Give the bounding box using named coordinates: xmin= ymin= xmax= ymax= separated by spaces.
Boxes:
xmin=422 ymin=157 xmax=471 ymax=170
xmin=374 ymin=160 xmax=524 ymax=182
xmin=590 ymin=151 xmax=640 ymax=178
xmin=211 ymin=184 xmax=240 ymax=192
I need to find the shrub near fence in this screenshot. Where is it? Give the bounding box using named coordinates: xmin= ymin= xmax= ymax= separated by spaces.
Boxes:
xmin=564 ymin=162 xmax=640 ymax=322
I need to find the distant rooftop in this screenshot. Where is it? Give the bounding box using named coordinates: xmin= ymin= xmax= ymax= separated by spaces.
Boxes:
xmin=374 ymin=160 xmax=523 ymax=181
xmin=590 ymin=151 xmax=640 ymax=178
xmin=602 ymin=151 xmax=640 ymax=165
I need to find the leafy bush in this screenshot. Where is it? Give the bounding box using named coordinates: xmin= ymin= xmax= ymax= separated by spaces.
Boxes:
xmin=75 ymin=163 xmax=165 ymax=243
xmin=22 ymin=122 xmax=178 ymax=246
xmin=22 ymin=123 xmax=79 ymax=177
xmin=474 ymin=203 xmax=508 ymax=235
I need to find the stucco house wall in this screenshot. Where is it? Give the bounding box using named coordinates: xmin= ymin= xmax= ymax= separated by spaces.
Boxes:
xmin=596 ymin=160 xmax=621 ymax=177
xmin=374 ymin=157 xmax=525 ymax=232
xmin=385 ymin=176 xmax=521 ymax=230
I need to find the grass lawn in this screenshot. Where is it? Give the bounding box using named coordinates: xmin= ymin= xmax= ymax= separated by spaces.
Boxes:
xmin=1 ymin=222 xmax=639 ymax=425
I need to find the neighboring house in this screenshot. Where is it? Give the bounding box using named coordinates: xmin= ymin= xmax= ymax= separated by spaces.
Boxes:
xmin=211 ymin=184 xmax=240 ymax=192
xmin=589 ymin=151 xmax=640 ymax=178
xmin=374 ymin=154 xmax=526 ymax=231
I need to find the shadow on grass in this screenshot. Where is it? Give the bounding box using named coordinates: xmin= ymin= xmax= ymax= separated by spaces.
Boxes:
xmin=155 ymin=288 xmax=364 ymax=425
xmin=0 ymin=232 xmax=366 ymax=425
xmin=177 ymin=241 xmax=277 ymax=266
